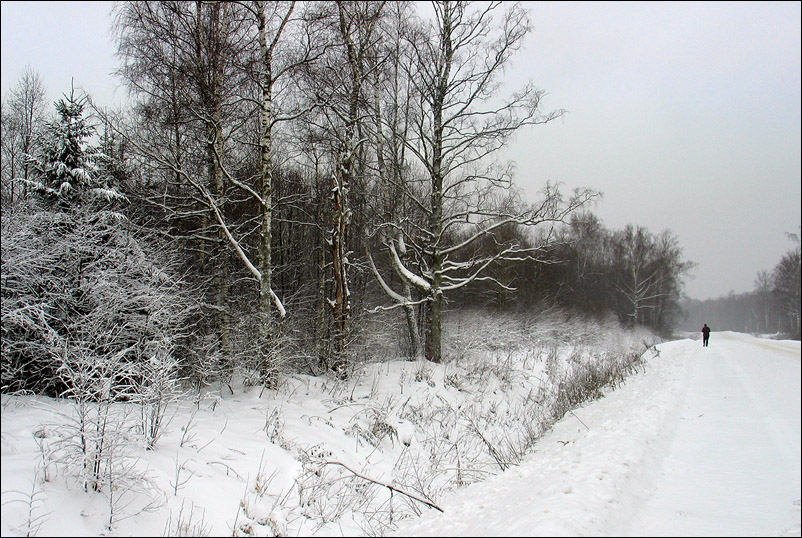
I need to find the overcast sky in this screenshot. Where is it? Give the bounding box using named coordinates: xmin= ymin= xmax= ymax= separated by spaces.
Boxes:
xmin=2 ymin=1 xmax=800 ymax=300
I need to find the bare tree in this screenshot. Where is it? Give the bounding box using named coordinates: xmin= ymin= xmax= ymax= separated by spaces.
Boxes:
xmin=241 ymin=0 xmax=322 ymax=337
xmin=113 ymin=1 xmax=245 ymax=351
xmin=753 ymin=270 xmax=779 ymax=333
xmin=370 ymin=1 xmax=592 ymax=362
xmin=11 ymin=67 xmax=47 ymax=186
xmin=1 ymin=67 xmax=47 ymax=208
xmin=609 ymin=225 xmax=663 ymax=326
xmin=650 ymin=230 xmax=692 ymax=332
xmin=300 ymin=0 xmax=388 ymax=374
xmin=253 ymin=0 xmax=293 ymax=334
xmin=113 ymin=1 xmax=294 ymax=356
xmin=607 ymin=225 xmax=690 ymax=333
xmin=1 ymin=97 xmax=22 ymax=208
xmin=366 ymin=0 xmax=424 ymax=358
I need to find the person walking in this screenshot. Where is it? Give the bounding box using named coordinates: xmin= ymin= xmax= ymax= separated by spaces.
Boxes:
xmin=701 ymin=323 xmax=711 ymax=347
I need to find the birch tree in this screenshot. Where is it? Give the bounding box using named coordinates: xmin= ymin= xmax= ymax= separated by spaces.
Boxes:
xmin=114 ymin=1 xmax=242 ymax=350
xmin=365 ymin=0 xmax=424 ymax=358
xmin=114 ymin=1 xmax=295 ymax=356
xmin=302 ymin=0 xmax=388 ymax=374
xmin=241 ymin=0 xmax=322 ymax=336
xmin=1 ymin=68 xmax=47 ymax=208
xmin=608 ymin=225 xmax=689 ymax=330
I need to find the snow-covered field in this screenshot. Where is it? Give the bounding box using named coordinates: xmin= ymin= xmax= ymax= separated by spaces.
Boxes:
xmin=2 ymin=323 xmax=798 ymax=537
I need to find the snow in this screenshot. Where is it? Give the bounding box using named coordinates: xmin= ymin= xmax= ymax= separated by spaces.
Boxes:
xmin=392 ymin=332 xmax=801 ymax=537
xmin=1 ymin=329 xmax=799 ymax=537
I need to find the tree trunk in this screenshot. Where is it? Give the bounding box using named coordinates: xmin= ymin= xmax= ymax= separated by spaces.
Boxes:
xmin=374 ymin=74 xmax=420 ymax=359
xmin=423 ymin=2 xmax=453 ymax=363
xmin=329 ymin=151 xmax=351 ymax=374
xmin=327 ymin=4 xmax=367 ymax=375
xmin=209 ymin=117 xmax=230 ymax=354
xmin=257 ymin=0 xmax=274 ymax=340
xmin=317 ymin=181 xmax=330 ymax=370
xmin=205 ymin=2 xmax=230 ymax=355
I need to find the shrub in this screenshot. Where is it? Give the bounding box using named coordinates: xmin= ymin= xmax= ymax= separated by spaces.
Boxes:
xmin=1 ymin=205 xmax=197 ymax=397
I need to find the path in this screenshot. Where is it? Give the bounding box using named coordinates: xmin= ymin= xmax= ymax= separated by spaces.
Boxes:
xmin=392 ymin=332 xmax=801 ymax=536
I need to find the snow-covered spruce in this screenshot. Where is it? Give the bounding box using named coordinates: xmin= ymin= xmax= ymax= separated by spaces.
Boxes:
xmin=23 ymin=86 xmax=126 ymax=208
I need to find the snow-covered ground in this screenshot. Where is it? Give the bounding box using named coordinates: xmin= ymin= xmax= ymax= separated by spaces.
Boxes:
xmin=2 ymin=327 xmax=799 ymax=537
xmin=393 ymin=331 xmax=802 ymax=537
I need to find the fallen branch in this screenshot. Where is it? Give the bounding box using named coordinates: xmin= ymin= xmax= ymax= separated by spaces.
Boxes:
xmin=569 ymin=409 xmax=589 ymax=430
xmin=206 ymin=461 xmax=244 ymax=481
xmin=321 ymin=460 xmax=444 ymax=513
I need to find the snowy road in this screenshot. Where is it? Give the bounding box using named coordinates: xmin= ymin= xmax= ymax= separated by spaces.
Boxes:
xmin=393 ymin=332 xmax=801 ymax=537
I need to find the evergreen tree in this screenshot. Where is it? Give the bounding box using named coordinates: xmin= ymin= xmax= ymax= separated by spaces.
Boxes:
xmin=25 ymin=86 xmax=126 ymax=207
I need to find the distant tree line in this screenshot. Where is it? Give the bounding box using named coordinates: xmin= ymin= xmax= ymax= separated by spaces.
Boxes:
xmin=450 ymin=211 xmax=691 ymax=336
xmin=679 ymin=233 xmax=801 ymax=339
xmin=1 ymin=1 xmax=692 ymax=396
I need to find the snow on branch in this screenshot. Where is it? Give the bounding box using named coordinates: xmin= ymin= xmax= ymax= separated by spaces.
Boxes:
xmin=366 ymin=247 xmax=409 ymax=304
xmin=388 ymin=239 xmax=431 ymax=293
xmin=87 ymin=100 xmax=286 ymax=318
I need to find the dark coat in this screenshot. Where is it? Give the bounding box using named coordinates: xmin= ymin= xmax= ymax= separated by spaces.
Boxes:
xmin=702 ymin=325 xmax=710 ymax=336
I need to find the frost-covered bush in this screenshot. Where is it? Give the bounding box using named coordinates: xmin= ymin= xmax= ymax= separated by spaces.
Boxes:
xmin=0 ymin=205 xmax=198 ymax=397
xmin=227 ymin=315 xmax=296 ymax=392
xmin=1 ymin=84 xmax=199 ymax=398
